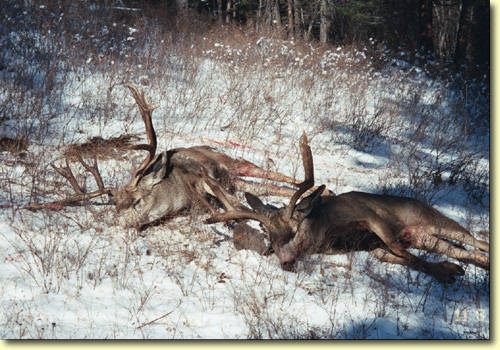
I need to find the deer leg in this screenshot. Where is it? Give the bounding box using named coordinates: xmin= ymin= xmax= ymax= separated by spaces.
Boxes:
xmin=230 ymin=159 xmax=297 ymax=185
xmin=365 ymin=217 xmax=465 ymax=282
xmin=401 ymin=226 xmax=489 ymax=270
xmin=185 ymin=181 xmax=216 ymax=214
xmin=234 ymin=178 xmax=329 ymax=198
xmin=370 ymin=248 xmax=465 ymax=283
xmin=233 ymin=178 xmax=297 ymax=197
xmin=423 ymin=225 xmax=489 ymax=253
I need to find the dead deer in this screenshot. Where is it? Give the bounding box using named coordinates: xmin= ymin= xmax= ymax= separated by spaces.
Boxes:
xmin=31 ymin=85 xmax=302 ymax=229
xmin=205 ymin=132 xmax=489 ymax=283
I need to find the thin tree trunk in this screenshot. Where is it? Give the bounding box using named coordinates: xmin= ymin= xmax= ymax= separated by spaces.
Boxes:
xmin=216 ymin=0 xmax=223 ymax=23
xmin=175 ymin=0 xmax=187 ymax=15
xmin=266 ymin=0 xmax=273 ymax=25
xmin=456 ymin=0 xmax=475 ymax=63
xmin=320 ymin=0 xmax=331 ymax=44
xmin=226 ymin=0 xmax=232 ymax=24
xmin=294 ymin=0 xmax=301 ymax=37
xmin=432 ymin=0 xmax=463 ymax=60
xmin=273 ymin=0 xmax=282 ymax=33
xmin=287 ymin=0 xmax=294 ymax=37
xmin=305 ymin=11 xmax=316 ymax=42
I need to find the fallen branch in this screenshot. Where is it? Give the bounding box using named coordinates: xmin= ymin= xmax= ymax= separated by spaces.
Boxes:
xmin=0 ymin=189 xmax=112 ymax=211
xmin=136 ymin=304 xmax=179 ymax=329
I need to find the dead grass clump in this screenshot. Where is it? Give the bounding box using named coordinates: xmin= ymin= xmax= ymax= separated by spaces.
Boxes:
xmin=63 ymin=134 xmax=140 ymax=161
xmin=0 ymin=136 xmax=28 ymax=153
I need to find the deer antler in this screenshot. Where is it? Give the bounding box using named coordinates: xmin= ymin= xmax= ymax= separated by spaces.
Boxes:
xmin=203 ymin=174 xmax=272 ymax=229
xmin=126 ymin=84 xmax=158 ymax=184
xmin=284 ymin=131 xmax=314 ymax=220
xmin=45 ymin=153 xmax=112 ymax=208
xmin=204 ymin=132 xmax=314 ymax=227
xmin=75 ymin=153 xmax=105 ymax=192
xmin=51 ymin=158 xmax=85 ymax=195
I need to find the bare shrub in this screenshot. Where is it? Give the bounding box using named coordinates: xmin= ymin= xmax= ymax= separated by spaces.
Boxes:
xmin=3 ymin=211 xmax=99 ymax=294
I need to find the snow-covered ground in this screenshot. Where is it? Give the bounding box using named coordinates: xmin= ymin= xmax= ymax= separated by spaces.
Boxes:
xmin=0 ymin=1 xmax=489 ymax=339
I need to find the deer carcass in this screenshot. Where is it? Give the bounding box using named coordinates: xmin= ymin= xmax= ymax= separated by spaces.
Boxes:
xmin=43 ymin=85 xmax=300 ymax=229
xmin=205 ymin=133 xmax=489 ymax=283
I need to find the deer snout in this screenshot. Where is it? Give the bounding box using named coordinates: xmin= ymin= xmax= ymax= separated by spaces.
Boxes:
xmin=275 ymin=245 xmax=297 ymax=266
xmin=276 ymin=246 xmax=297 ymax=272
xmin=110 ymin=188 xmax=136 ymax=212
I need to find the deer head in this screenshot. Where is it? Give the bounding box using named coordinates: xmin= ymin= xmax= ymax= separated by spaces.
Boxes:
xmin=242 ymin=185 xmax=325 ymax=267
xmin=205 ymin=132 xmax=325 ymax=269
xmin=45 ymin=84 xmax=183 ymax=227
xmin=105 ymin=85 xmax=186 ymax=227
xmin=49 ymin=84 xmax=171 ymax=228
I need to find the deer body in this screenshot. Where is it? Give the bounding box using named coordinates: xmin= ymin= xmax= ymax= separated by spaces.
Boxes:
xmin=45 ymin=85 xmax=300 ymax=229
xmin=206 ymin=133 xmax=489 ymax=283
xmin=275 ymin=191 xmax=489 ymax=273
xmin=113 ymin=145 xmax=300 ymax=229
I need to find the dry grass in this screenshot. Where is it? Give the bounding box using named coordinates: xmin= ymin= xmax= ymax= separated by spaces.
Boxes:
xmin=0 ymin=136 xmax=28 ymax=153
xmin=63 ymin=134 xmax=140 ymax=161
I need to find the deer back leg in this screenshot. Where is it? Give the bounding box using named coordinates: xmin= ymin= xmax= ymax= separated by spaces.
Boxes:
xmin=413 ymin=205 xmax=489 ymax=253
xmin=229 ymin=158 xmax=297 ymax=185
xmin=364 ymin=215 xmax=409 ymax=258
xmin=365 ymin=217 xmax=465 ymax=282
xmin=424 ymin=224 xmax=489 ymax=253
xmin=370 ymin=248 xmax=465 ymax=283
xmin=233 ymin=178 xmax=297 ymax=197
xmin=401 ymin=226 xmax=489 ymax=270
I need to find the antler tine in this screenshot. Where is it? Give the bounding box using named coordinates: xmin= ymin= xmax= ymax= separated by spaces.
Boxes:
xmin=75 ymin=153 xmax=105 ymax=192
xmin=203 ymin=174 xmax=272 ymax=228
xmin=48 ymin=155 xmax=112 ymax=208
xmin=206 ymin=210 xmax=272 ymax=226
xmin=284 ymin=131 xmax=314 ymax=220
xmin=126 ymin=84 xmax=158 ymax=179
xmin=51 ymin=159 xmax=85 ymax=195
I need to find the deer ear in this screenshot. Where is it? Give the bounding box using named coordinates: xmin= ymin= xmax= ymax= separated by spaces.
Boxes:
xmin=245 ymin=192 xmax=268 ymax=214
xmin=294 ymin=185 xmax=325 ymax=218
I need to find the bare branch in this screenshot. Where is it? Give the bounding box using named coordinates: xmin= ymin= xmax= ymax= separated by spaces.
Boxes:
xmin=136 ymin=302 xmax=180 ymax=329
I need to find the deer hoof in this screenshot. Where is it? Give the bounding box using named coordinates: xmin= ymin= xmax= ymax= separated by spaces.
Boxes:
xmin=434 ymin=262 xmax=465 ymax=283
xmin=442 ymin=262 xmax=465 ymax=276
